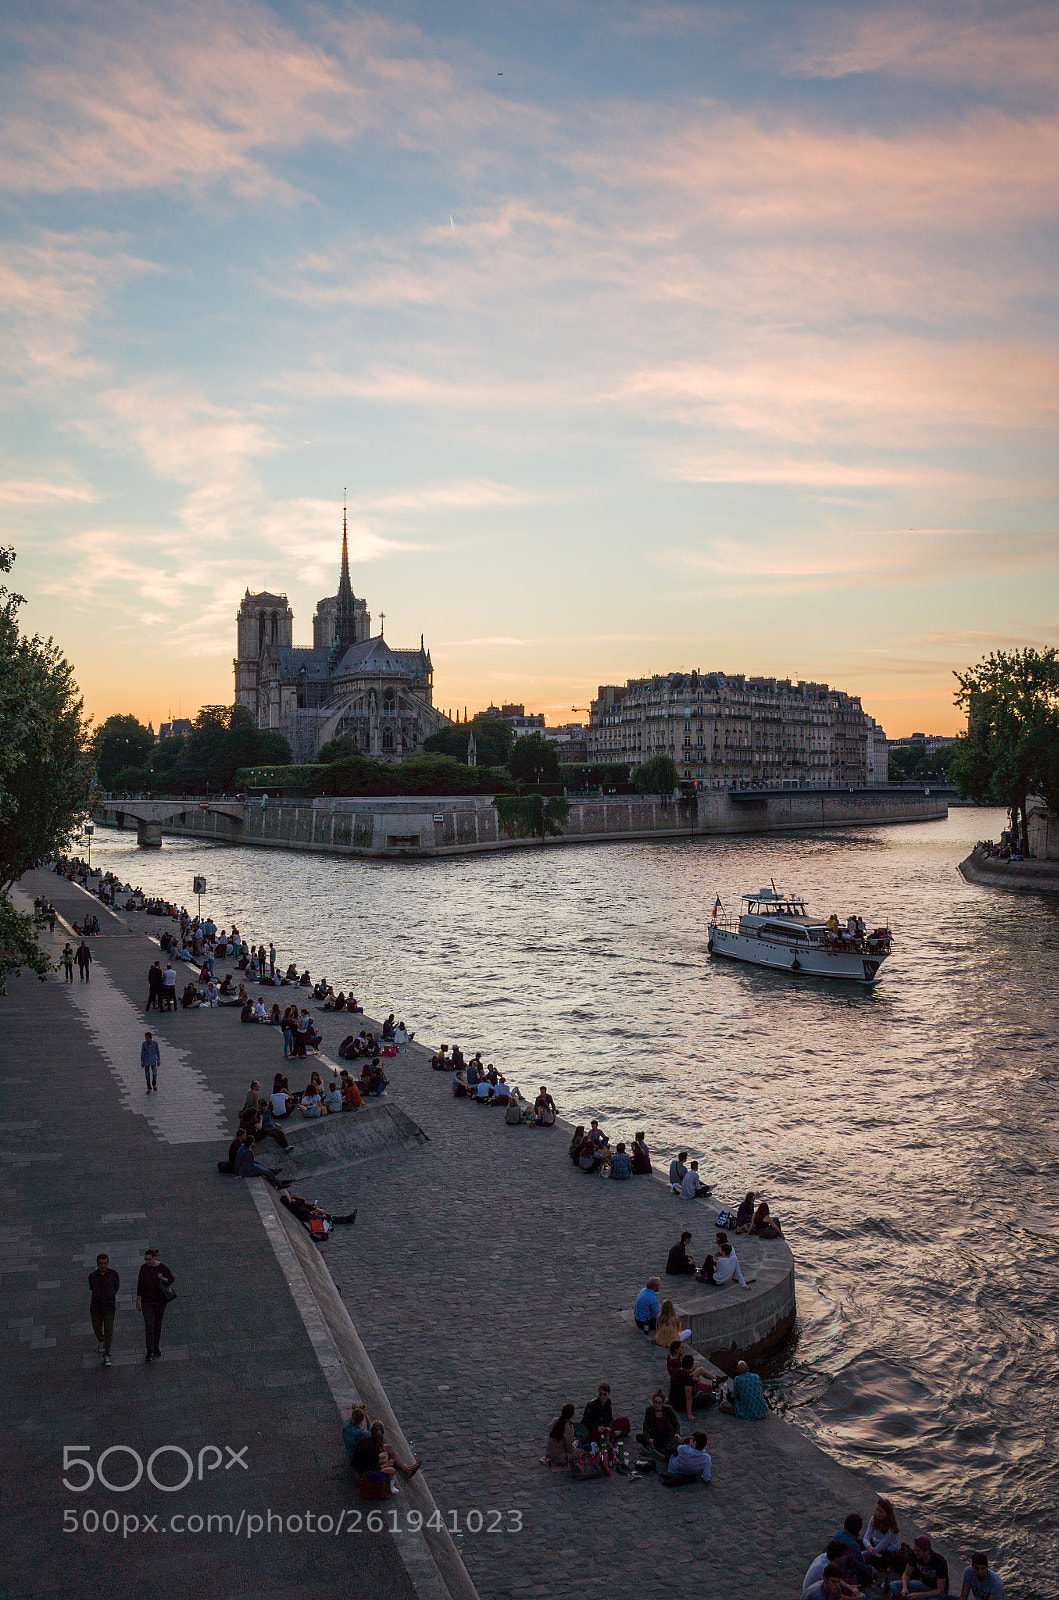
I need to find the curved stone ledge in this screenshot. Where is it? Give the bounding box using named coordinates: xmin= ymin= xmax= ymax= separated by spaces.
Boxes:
xmin=959 ymin=848 xmax=1059 ymax=895
xmin=669 ymin=1234 xmax=797 ymax=1373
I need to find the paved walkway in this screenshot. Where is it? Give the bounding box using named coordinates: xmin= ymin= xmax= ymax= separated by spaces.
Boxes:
xmin=10 ymin=868 xmax=893 ymax=1600
xmin=2 ymin=872 xmax=414 ymax=1600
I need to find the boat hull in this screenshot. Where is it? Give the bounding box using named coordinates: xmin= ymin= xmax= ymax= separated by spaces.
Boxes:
xmin=708 ymin=926 xmax=886 ymax=982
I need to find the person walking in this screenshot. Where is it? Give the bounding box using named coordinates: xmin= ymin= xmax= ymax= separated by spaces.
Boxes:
xmin=141 ymin=1031 xmax=160 ymax=1093
xmin=62 ymin=943 xmax=74 ymax=982
xmin=145 ymin=960 xmax=165 ymax=1013
xmin=88 ymin=1252 xmax=119 ymax=1368
xmin=76 ymin=939 xmax=92 ymax=982
xmin=136 ymin=1247 xmax=174 ymax=1362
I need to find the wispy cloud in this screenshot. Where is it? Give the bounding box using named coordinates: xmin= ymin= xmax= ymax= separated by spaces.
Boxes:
xmin=0 ymin=476 xmax=96 ymax=506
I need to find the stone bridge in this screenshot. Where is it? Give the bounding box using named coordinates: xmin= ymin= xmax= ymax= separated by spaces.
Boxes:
xmin=94 ymin=797 xmax=245 ymax=847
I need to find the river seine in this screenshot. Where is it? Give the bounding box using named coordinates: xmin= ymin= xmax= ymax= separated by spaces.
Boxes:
xmin=91 ymin=807 xmax=1056 ymax=1596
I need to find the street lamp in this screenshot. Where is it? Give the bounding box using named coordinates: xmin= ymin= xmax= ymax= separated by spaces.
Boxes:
xmin=84 ymin=823 xmax=94 ymax=871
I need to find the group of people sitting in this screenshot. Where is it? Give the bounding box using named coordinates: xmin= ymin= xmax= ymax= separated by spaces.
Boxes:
xmin=568 ymin=1121 xmax=653 ymax=1178
xmin=321 ymin=989 xmax=363 ymax=1013
xmin=801 ymin=1504 xmax=1003 ymax=1599
xmin=542 ymin=1380 xmax=715 ymax=1487
xmin=667 ymin=1151 xmax=712 ymax=1199
xmin=663 ymin=1226 xmax=754 ymax=1290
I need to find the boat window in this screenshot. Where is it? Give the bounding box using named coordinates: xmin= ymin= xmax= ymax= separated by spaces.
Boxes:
xmin=761 ymin=922 xmax=808 ymax=940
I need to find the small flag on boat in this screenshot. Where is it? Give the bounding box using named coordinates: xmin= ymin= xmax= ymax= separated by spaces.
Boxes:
xmin=712 ymin=896 xmax=722 ymax=918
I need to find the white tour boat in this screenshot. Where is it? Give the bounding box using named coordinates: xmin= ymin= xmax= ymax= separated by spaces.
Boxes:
xmin=707 ymin=886 xmax=892 ymax=983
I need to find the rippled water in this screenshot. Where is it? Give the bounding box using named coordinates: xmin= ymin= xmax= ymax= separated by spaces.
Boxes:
xmin=88 ymin=808 xmax=1058 ymax=1597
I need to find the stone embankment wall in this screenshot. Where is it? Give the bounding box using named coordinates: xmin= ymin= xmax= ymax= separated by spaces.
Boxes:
xmin=105 ymin=787 xmax=947 ymax=857
xmin=959 ymin=846 xmax=1059 ymax=895
xmin=1027 ymin=797 xmax=1059 ymax=861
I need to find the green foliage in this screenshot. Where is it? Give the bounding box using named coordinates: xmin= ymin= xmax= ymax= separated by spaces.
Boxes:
xmin=508 ymin=731 xmax=560 ymax=784
xmin=148 ymin=706 xmax=292 ymax=793
xmin=887 ymin=744 xmax=957 ymax=784
xmin=494 ymin=793 xmax=569 ymax=839
xmin=0 ymin=547 xmax=93 ymax=893
xmin=423 ymin=715 xmax=514 ymax=767
xmin=317 ymin=734 xmax=361 ymax=764
xmin=111 ymin=766 xmax=151 ymax=792
xmin=952 ymin=647 xmax=1059 ymax=844
xmin=634 ymin=754 xmax=680 ymax=794
xmin=236 ymin=757 xmax=517 ymax=799
xmin=0 ymin=893 xmax=51 ymax=996
xmin=92 ymin=713 xmax=155 ymax=788
xmin=559 ymin=762 xmax=634 ymax=794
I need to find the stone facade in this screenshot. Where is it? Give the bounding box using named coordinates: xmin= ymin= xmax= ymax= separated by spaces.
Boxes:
xmin=234 ymin=517 xmax=448 ymax=763
xmin=588 ymin=670 xmax=887 ymax=788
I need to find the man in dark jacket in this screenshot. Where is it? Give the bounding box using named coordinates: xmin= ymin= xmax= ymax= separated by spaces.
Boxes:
xmin=88 ymin=1253 xmax=120 ymax=1367
xmin=145 ymin=960 xmax=165 ymax=1013
xmin=666 ymin=1231 xmax=697 ymax=1275
xmin=76 ymin=940 xmax=92 ymax=982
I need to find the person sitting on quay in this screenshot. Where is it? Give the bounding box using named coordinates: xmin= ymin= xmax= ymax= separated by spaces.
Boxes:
xmin=568 ymin=1125 xmax=586 ymax=1163
xmin=862 ymin=1497 xmax=902 ymax=1574
xmin=750 ymin=1201 xmax=783 ymax=1238
xmin=218 ymin=1129 xmax=248 ymax=1174
xmin=340 ymin=1071 xmax=362 ymax=1110
xmin=430 ymin=1044 xmax=450 ymax=1071
xmin=608 ymin=1142 xmax=632 ymax=1179
xmin=323 ymin=990 xmax=346 ymax=1011
xmin=587 ymin=1119 xmax=609 ymax=1152
xmin=679 ymin=1161 xmax=711 ymax=1200
xmin=300 ymin=1087 xmax=323 ymax=1118
xmin=830 ymin=1514 xmax=874 ymax=1591
xmin=705 ymin=1241 xmax=750 ymax=1291
xmin=256 ymin=1099 xmax=291 ymax=1150
xmin=452 ymin=1067 xmax=471 ymax=1098
xmin=804 ymin=1561 xmax=862 ymax=1600
xmin=735 ymin=1191 xmax=756 ymax=1232
xmin=493 ymin=1075 xmax=513 ymax=1105
xmin=631 ymin=1132 xmax=652 ymax=1175
xmin=299 ymin=970 xmax=312 ymax=987
xmin=349 ymin=1420 xmax=420 ymax=1484
xmin=466 ymin=1056 xmax=481 ymax=1087
xmin=360 ymin=1062 xmax=389 ymax=1097
xmin=475 ymin=1078 xmax=496 ymax=1106
xmin=280 ymin=1191 xmax=357 ymax=1229
xmin=891 ymin=1533 xmax=949 ymax=1599
xmin=271 ymin=1076 xmax=294 ymax=1117
xmin=718 ymin=1360 xmax=769 ymax=1419
xmin=393 ymin=1021 xmax=413 ymax=1044
xmin=253 ymin=997 xmax=268 ymax=1022
xmin=578 ymin=1136 xmax=606 ymax=1173
xmin=324 ymin=1080 xmax=343 ymax=1114
xmin=381 ymin=1013 xmax=396 ymax=1041
xmin=576 ymin=1382 xmax=631 ymax=1445
xmin=662 ymin=1429 xmax=711 ymax=1488
xmin=666 ymin=1231 xmax=697 ymax=1276
xmin=633 ymin=1277 xmax=662 ymax=1335
xmin=451 ymin=1045 xmax=466 ymax=1072
xmin=343 ymin=1404 xmax=371 ymax=1476
xmin=669 ymin=1352 xmax=712 ymax=1424
xmin=533 ymin=1086 xmax=557 ymax=1126
xmin=958 ymin=1552 xmax=1003 ymax=1599
xmin=655 ymin=1297 xmax=692 ymax=1348
xmin=541 ymin=1404 xmax=576 ymax=1469
xmin=235 ymin=1134 xmax=290 ymax=1189
xmin=636 ymin=1389 xmax=681 ymax=1461
xmin=803 ymin=1540 xmax=862 ymax=1598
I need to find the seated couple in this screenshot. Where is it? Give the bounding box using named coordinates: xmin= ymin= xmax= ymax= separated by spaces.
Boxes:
xmin=343 ymin=1405 xmax=420 ymax=1482
xmin=540 ymin=1386 xmax=631 ymax=1468
xmin=669 ymin=1154 xmax=711 ymax=1199
xmin=667 ymin=1347 xmax=719 ymax=1421
xmin=698 ymin=1238 xmax=751 ymax=1291
xmin=323 ymin=990 xmax=361 ymax=1012
xmin=633 ymin=1394 xmax=711 ymax=1485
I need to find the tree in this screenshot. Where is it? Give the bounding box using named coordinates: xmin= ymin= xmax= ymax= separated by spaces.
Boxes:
xmin=634 ymin=754 xmax=680 ymax=795
xmin=508 ymin=731 xmax=560 ymax=785
xmin=952 ymin=647 xmax=1059 ymax=847
xmin=495 ymin=794 xmax=569 ymax=839
xmin=423 ymin=715 xmax=514 ymax=767
xmin=317 ymin=734 xmax=362 ymax=764
xmin=0 ymin=549 xmax=93 ymax=892
xmin=153 ymin=706 xmax=292 ymax=793
xmin=92 ymin=714 xmax=155 ymax=788
xmin=0 ymin=546 xmax=93 ymax=990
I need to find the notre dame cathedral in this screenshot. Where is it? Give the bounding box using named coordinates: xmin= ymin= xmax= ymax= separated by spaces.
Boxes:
xmin=234 ymin=514 xmax=449 ymax=762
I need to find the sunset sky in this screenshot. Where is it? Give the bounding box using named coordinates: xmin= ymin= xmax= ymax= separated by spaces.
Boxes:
xmin=2 ymin=0 xmax=1057 ymax=738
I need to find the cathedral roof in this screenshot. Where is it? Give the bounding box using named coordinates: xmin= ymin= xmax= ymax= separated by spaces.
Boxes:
xmin=275 ymin=646 xmax=332 ymax=680
xmin=331 ymin=636 xmax=428 ymax=680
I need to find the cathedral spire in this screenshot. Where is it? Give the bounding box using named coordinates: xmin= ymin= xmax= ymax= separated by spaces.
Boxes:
xmin=334 ymin=489 xmax=357 ymax=653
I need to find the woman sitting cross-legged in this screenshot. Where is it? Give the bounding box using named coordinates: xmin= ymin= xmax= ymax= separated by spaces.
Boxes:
xmin=541 ymin=1404 xmax=576 ymax=1469
xmin=655 ymin=1298 xmax=692 ymax=1349
xmin=608 ymin=1142 xmax=632 ymax=1179
xmin=576 ymin=1383 xmax=631 ymax=1445
xmin=636 ymin=1390 xmax=682 ymax=1460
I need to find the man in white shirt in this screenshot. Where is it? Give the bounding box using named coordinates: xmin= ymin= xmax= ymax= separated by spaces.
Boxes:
xmin=712 ymin=1243 xmax=750 ymax=1289
xmin=162 ymin=964 xmax=177 ymax=1010
xmin=679 ymin=1162 xmax=710 ymax=1200
xmin=666 ymin=1430 xmax=712 ymax=1484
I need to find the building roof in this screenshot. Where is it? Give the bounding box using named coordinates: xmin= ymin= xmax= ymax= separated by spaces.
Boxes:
xmin=332 ymin=636 xmax=428 ymax=681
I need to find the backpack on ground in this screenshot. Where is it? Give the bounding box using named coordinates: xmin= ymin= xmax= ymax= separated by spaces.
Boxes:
xmin=569 ymin=1449 xmax=607 ymax=1481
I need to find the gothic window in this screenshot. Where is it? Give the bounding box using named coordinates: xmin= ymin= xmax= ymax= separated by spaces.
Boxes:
xmin=382 ymin=728 xmax=394 ymax=751
xmin=383 ymin=689 xmax=396 ymax=714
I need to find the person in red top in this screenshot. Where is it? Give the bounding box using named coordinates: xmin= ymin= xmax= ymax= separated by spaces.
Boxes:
xmin=136 ymin=1247 xmax=174 ymax=1363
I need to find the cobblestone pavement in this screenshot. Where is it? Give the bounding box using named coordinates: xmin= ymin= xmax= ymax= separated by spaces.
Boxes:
xmin=16 ymin=868 xmax=891 ymax=1600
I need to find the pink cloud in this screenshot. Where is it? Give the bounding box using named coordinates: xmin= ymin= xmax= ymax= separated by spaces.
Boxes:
xmin=788 ymin=3 xmax=1059 ymax=90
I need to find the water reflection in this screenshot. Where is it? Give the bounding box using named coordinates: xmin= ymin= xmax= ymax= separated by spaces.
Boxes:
xmin=89 ymin=808 xmax=1058 ymax=1595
